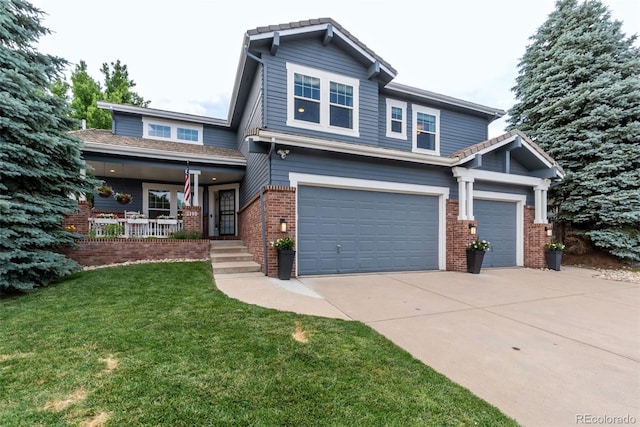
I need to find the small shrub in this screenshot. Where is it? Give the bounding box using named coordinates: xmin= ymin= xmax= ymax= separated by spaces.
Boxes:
xmin=169 ymin=231 xmax=203 ymax=240
xmin=103 ymin=224 xmax=124 ymax=237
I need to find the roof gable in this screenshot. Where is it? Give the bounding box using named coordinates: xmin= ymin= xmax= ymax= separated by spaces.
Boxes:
xmin=450 ymin=130 xmax=565 ymax=179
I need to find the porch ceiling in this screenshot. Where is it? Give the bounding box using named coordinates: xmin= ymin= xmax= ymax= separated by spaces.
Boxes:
xmin=86 ymin=158 xmax=245 ymax=185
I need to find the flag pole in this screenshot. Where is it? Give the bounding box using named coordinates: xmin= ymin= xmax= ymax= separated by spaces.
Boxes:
xmin=184 ymin=161 xmax=191 ymax=207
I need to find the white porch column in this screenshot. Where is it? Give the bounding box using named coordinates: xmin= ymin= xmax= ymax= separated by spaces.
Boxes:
xmin=191 ymin=170 xmax=201 ymax=207
xmin=457 ymin=177 xmax=474 ymax=220
xmin=457 ymin=177 xmax=467 ymax=220
xmin=466 ymin=180 xmax=474 ymax=220
xmin=534 ymin=182 xmax=550 ymax=224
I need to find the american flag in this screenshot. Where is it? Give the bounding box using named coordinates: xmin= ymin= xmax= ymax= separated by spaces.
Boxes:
xmin=184 ymin=162 xmax=191 ymax=206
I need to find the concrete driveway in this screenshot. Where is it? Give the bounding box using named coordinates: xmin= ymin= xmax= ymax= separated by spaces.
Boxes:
xmin=216 ymin=267 xmax=640 ymax=426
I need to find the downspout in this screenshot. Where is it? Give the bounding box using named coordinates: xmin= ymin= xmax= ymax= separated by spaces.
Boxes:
xmin=244 ymin=46 xmax=272 ymax=275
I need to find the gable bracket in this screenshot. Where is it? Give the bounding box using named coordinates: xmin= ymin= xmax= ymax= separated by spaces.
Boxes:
xmin=323 ymin=24 xmax=333 ymax=46
xmin=270 ymin=32 xmax=280 ymax=55
xmin=505 ymin=135 xmax=522 ymax=151
xmin=368 ymin=61 xmax=380 ymax=80
xmin=468 ymin=153 xmax=482 ymax=169
xmin=532 ymin=166 xmax=559 ymax=179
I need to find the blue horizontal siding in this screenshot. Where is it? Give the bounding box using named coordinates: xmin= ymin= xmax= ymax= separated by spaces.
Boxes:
xmin=270 ymin=148 xmax=457 ymax=198
xmin=113 ymin=113 xmax=143 ymax=137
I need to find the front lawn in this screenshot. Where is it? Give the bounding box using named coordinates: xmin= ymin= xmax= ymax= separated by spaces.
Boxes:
xmin=0 ymin=262 xmax=517 ymax=426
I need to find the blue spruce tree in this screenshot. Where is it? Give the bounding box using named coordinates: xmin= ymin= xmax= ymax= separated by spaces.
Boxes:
xmin=0 ymin=0 xmax=91 ymax=290
xmin=507 ymin=0 xmax=640 ymax=262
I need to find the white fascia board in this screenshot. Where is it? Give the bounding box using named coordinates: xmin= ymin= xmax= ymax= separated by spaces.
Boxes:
xmin=82 ymin=142 xmax=246 ymax=166
xmin=256 ymin=131 xmax=456 ymax=167
xmin=97 ymin=101 xmax=228 ymax=127
xmin=452 ymin=166 xmax=548 ymax=189
xmin=248 ymin=24 xmax=396 ymax=78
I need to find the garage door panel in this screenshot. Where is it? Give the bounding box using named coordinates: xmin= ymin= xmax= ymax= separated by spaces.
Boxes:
xmin=299 ymin=186 xmax=439 ymax=275
xmin=474 ymin=199 xmax=517 ymax=267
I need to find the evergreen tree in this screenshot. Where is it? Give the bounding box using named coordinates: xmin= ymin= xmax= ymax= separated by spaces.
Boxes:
xmin=507 ymin=0 xmax=640 ymax=262
xmin=53 ymin=59 xmax=150 ymax=129
xmin=0 ymin=0 xmax=91 ymax=291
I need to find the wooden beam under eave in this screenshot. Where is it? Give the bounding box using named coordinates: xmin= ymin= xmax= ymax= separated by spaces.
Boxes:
xmin=505 ymin=135 xmax=522 ymax=151
xmin=468 ymin=154 xmax=482 ymax=169
xmin=323 ymin=25 xmax=333 ymax=46
xmin=271 ymin=32 xmax=279 ymax=55
xmin=368 ymin=61 xmax=380 ymax=80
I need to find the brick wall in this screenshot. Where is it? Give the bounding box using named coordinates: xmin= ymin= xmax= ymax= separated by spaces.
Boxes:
xmin=264 ymin=186 xmax=296 ymax=277
xmin=63 ymin=239 xmax=210 ymax=266
xmin=446 ymin=200 xmax=478 ymax=272
xmin=62 ymin=201 xmax=92 ymax=235
xmin=524 ymin=206 xmax=552 ymax=269
xmin=182 ymin=206 xmax=202 ymax=234
xmin=238 ymin=193 xmax=264 ymax=272
xmin=238 ymin=186 xmax=296 ymax=277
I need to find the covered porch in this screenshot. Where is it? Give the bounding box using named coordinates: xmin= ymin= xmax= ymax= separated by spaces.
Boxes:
xmin=76 ymin=129 xmax=246 ymax=238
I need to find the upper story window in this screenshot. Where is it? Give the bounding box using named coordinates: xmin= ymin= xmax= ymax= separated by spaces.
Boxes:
xmin=142 ymin=117 xmax=203 ymax=145
xmin=412 ymin=105 xmax=440 ymax=155
xmin=149 ymin=124 xmax=171 ymax=138
xmin=287 ymin=63 xmax=359 ymax=137
xmin=385 ymin=99 xmax=407 ymax=140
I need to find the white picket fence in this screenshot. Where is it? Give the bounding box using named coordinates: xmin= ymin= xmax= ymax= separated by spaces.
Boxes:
xmin=89 ymin=218 xmax=183 ymax=238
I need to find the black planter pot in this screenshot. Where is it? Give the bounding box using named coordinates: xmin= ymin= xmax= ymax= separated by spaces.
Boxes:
xmin=466 ymin=250 xmax=486 ymax=274
xmin=545 ymin=250 xmax=563 ymax=271
xmin=277 ymin=249 xmax=296 ymax=280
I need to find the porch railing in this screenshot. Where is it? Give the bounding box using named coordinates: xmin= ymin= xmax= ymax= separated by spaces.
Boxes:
xmin=89 ymin=218 xmax=183 ymax=238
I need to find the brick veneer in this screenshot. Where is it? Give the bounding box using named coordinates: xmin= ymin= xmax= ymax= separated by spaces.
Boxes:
xmin=238 ymin=186 xmax=296 ymax=277
xmin=62 ymin=201 xmax=209 ymax=267
xmin=62 ymin=239 xmax=210 ymax=266
xmin=446 ymin=200 xmax=478 ymax=272
xmin=62 ymin=201 xmax=92 ymax=235
xmin=524 ymin=206 xmax=552 ymax=269
xmin=182 ymin=206 xmax=202 ymax=234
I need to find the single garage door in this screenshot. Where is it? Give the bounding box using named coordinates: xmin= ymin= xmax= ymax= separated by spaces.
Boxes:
xmin=298 ymin=186 xmax=439 ymax=275
xmin=474 ymin=199 xmax=517 ymax=267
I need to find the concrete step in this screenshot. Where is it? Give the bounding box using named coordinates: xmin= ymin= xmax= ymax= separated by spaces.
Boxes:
xmin=210 ymin=245 xmax=249 ymax=254
xmin=210 ymin=240 xmax=245 ymax=247
xmin=210 ymin=253 xmax=255 ymax=263
xmin=212 ymin=261 xmax=262 ymax=274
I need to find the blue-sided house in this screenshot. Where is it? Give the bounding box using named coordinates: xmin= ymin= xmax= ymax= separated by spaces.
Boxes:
xmin=73 ymin=18 xmax=564 ymax=276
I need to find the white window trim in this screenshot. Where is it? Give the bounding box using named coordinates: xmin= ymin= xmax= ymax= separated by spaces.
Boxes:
xmin=289 ymin=172 xmax=449 ymax=271
xmin=142 ymin=183 xmax=204 ymax=217
xmin=286 ymin=62 xmax=360 ymax=137
xmin=142 ymin=117 xmax=203 ymax=145
xmin=412 ymin=105 xmax=440 ymax=155
xmin=385 ymin=99 xmax=407 ymax=140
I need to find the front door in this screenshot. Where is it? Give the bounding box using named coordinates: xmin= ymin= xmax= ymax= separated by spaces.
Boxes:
xmin=219 ymin=189 xmax=235 ymax=235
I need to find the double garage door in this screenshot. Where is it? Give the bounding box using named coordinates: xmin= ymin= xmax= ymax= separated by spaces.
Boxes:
xmin=298 ymin=186 xmax=439 ymax=275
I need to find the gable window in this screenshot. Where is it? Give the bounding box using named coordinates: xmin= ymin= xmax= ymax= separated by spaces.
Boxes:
xmin=142 ymin=117 xmax=203 ymax=145
xmin=412 ymin=105 xmax=440 ymax=155
xmin=177 ymin=127 xmax=199 ymax=142
xmin=148 ymin=124 xmax=171 ymax=138
xmin=287 ymin=63 xmax=359 ymax=137
xmin=385 ymin=99 xmax=407 ymax=139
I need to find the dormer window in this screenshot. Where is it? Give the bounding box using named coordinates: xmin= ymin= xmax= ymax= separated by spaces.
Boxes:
xmin=142 ymin=118 xmax=203 ymax=145
xmin=412 ymin=105 xmax=440 ymax=155
xmin=385 ymin=99 xmax=407 ymax=140
xmin=287 ymin=62 xmax=359 ymax=137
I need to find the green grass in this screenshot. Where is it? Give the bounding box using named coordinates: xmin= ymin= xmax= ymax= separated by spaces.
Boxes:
xmin=0 ymin=262 xmax=518 ymax=426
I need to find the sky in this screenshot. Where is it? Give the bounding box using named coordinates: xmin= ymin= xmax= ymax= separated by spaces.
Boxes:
xmin=29 ymin=0 xmax=640 ymax=138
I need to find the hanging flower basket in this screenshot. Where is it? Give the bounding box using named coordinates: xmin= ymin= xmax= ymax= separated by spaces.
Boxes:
xmin=115 ymin=193 xmax=133 ymax=205
xmin=96 ymin=185 xmax=113 ymax=198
